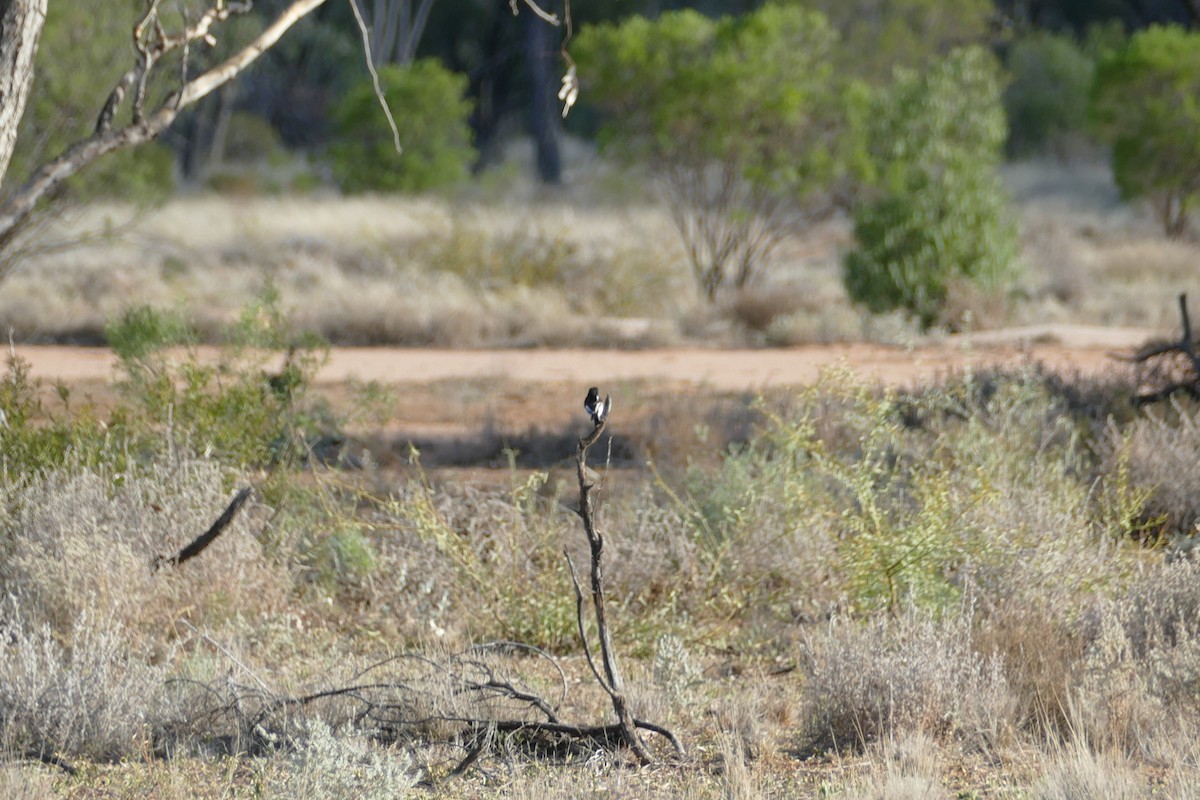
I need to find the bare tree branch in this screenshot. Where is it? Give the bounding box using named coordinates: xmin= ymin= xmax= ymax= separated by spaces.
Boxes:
xmin=153 ymin=486 xmax=254 ymax=570
xmin=1118 ymin=293 xmax=1200 ymax=406
xmin=0 ymin=0 xmax=47 ymax=189
xmin=347 ymin=0 xmax=403 ymax=154
xmin=0 ymin=0 xmax=330 ymax=245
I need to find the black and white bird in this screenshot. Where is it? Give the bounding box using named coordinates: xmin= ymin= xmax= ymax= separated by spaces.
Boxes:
xmin=584 ymin=387 xmax=611 ymax=426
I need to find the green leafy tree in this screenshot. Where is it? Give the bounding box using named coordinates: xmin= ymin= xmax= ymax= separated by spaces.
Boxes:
xmin=329 ymin=59 xmax=474 ymax=193
xmin=1090 ymin=24 xmax=1200 ymax=238
xmin=575 ymin=5 xmax=856 ymax=300
xmin=1004 ymin=31 xmax=1095 ymax=157
xmin=845 ymin=47 xmax=1018 ymax=329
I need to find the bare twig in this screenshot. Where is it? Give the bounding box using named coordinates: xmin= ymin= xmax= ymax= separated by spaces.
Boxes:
xmin=347 ymin=0 xmax=403 ymax=154
xmin=153 ymin=486 xmax=253 ymax=570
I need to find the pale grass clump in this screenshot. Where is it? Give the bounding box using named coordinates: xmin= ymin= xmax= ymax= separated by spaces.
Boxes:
xmin=268 ymin=719 xmax=417 ymax=800
xmin=0 ymin=456 xmax=287 ymax=644
xmin=1033 ymin=738 xmax=1144 ymax=800
xmin=841 ymin=732 xmax=945 ymax=800
xmin=1071 ymin=561 xmax=1200 ymax=756
xmin=0 ymin=764 xmax=53 ymax=800
xmin=1106 ymin=406 xmax=1200 ymax=535
xmin=0 ymin=603 xmax=174 ymax=761
xmin=800 ymin=609 xmax=1015 ymax=749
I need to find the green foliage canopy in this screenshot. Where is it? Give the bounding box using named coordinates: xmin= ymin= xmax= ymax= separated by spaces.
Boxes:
xmin=574 ymin=5 xmax=854 ymax=299
xmin=1090 ymin=25 xmax=1200 ymax=237
xmin=845 ymin=46 xmax=1018 ymax=329
xmin=802 ymin=0 xmax=996 ymax=84
xmin=329 ymin=59 xmax=475 ymax=193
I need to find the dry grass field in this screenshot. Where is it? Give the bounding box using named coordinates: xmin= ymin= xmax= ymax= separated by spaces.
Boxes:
xmin=5 ymin=157 xmax=1200 ymax=797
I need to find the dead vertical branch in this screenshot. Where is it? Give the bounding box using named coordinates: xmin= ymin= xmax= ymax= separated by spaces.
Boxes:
xmin=566 ymin=399 xmax=656 ymax=764
xmin=153 ymin=486 xmax=253 ymax=570
xmin=1123 ymin=293 xmax=1200 ymax=406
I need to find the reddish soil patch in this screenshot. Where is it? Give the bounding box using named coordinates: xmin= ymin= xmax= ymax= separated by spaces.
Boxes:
xmin=9 ymin=325 xmax=1160 ymax=464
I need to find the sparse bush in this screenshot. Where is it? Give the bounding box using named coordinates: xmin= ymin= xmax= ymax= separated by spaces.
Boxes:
xmin=0 ymin=456 xmax=285 ymax=641
xmin=845 ymin=47 xmax=1018 ymax=329
xmin=801 ymin=608 xmax=1013 ymax=749
xmin=575 ymin=4 xmax=854 ymax=300
xmin=105 ymin=288 xmax=332 ymax=468
xmin=1105 ymin=405 xmax=1200 ymax=537
xmin=330 ymin=59 xmax=474 ymax=193
xmin=269 ymin=719 xmax=417 ymax=800
xmin=222 ymin=111 xmax=285 ymax=163
xmin=0 ymin=604 xmax=173 ymax=761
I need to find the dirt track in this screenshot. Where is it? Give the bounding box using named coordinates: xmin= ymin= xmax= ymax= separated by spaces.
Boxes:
xmin=12 ymin=324 xmax=1161 ymax=391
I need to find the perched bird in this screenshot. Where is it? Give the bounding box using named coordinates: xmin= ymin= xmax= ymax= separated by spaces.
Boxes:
xmin=584 ymin=387 xmax=611 ymax=426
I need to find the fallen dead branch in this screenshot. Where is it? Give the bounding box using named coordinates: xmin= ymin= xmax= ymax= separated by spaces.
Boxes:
xmin=1122 ymin=293 xmax=1200 ymax=406
xmin=169 ymin=395 xmax=681 ymax=778
xmin=152 ymin=487 xmax=253 ymax=571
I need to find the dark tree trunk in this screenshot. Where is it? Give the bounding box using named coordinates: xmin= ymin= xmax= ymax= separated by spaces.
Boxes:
xmin=0 ymin=0 xmax=46 ymax=190
xmin=524 ymin=3 xmax=561 ymax=185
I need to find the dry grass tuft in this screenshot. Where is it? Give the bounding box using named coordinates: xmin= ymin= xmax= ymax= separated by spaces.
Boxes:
xmin=0 ymin=603 xmax=174 ymax=761
xmin=800 ymin=609 xmax=1015 ymax=751
xmin=1033 ymin=738 xmax=1144 ymax=800
xmin=0 ymin=457 xmax=287 ymax=644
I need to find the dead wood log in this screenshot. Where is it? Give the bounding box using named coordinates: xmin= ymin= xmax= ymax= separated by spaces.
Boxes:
xmin=153 ymin=487 xmax=252 ymax=570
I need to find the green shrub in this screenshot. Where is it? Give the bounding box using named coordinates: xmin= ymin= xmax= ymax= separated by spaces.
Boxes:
xmin=1004 ymin=31 xmax=1095 ymax=157
xmin=222 ymin=111 xmax=285 ymax=162
xmin=1090 ymin=24 xmax=1200 ymax=237
xmin=844 ymin=46 xmax=1018 ymax=330
xmin=330 ymin=59 xmax=474 ymax=193
xmin=103 ymin=289 xmax=332 ymax=469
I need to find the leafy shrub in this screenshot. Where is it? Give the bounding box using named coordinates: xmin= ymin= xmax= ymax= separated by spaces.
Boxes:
xmin=222 ymin=111 xmax=285 ymax=163
xmin=844 ymin=47 xmax=1018 ymax=330
xmin=1004 ymin=31 xmax=1095 ymax=157
xmin=330 ymin=59 xmax=474 ymax=193
xmin=1090 ymin=24 xmax=1200 ymax=237
xmin=104 ymin=289 xmax=332 ymax=468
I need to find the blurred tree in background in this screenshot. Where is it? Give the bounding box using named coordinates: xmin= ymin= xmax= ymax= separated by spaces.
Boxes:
xmin=1003 ymin=31 xmax=1095 ymax=157
xmin=1090 ymin=24 xmax=1200 ymax=237
xmin=801 ymin=0 xmax=996 ymax=84
xmin=845 ymin=47 xmax=1018 ymax=329
xmin=330 ymin=59 xmax=475 ymax=192
xmin=575 ymin=4 xmax=858 ymax=300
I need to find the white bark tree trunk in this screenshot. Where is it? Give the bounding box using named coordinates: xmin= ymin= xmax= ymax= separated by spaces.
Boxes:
xmin=0 ymin=0 xmax=47 ymax=191
xmin=0 ymin=0 xmax=329 ymax=246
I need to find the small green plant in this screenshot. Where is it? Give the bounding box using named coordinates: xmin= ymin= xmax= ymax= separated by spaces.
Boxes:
xmin=105 ymin=288 xmax=331 ymax=468
xmin=844 ymin=47 xmax=1018 ymax=330
xmin=330 ymin=59 xmax=474 ymax=193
